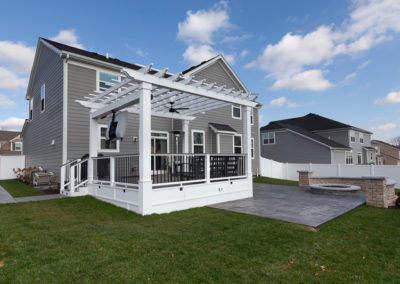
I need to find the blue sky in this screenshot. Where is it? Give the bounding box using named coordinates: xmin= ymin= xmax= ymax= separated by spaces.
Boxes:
xmin=0 ymin=0 xmax=399 ymax=141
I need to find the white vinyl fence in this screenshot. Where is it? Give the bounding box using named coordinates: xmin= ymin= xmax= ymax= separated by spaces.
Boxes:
xmin=260 ymin=157 xmax=400 ymax=188
xmin=0 ymin=155 xmax=25 ymax=180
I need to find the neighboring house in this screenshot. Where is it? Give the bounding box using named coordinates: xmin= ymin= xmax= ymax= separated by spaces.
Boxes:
xmin=21 ymin=38 xmax=261 ymax=177
xmin=372 ymin=140 xmax=400 ymax=165
xmin=260 ymin=113 xmax=375 ymax=165
xmin=0 ymin=130 xmax=23 ymax=155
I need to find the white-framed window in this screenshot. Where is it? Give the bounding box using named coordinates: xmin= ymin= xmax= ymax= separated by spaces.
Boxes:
xmin=29 ymin=98 xmax=33 ymax=120
xmin=232 ymin=104 xmax=241 ymax=119
xmin=357 ymin=152 xmax=362 ymax=164
xmin=233 ymin=135 xmax=242 ymax=154
xmin=98 ymin=71 xmax=120 ymax=91
xmin=98 ymin=124 xmax=119 ymax=152
xmin=359 ymin=133 xmax=364 ymax=144
xmin=14 ymin=142 xmax=22 ymax=151
xmin=262 ymin=132 xmax=275 ymax=145
xmin=345 ymin=151 xmax=353 ymax=164
xmin=251 ymin=138 xmax=255 ymax=159
xmin=40 ymin=84 xmax=45 ymax=112
xmin=250 ymin=108 xmax=254 ymax=125
xmin=192 ymin=130 xmax=205 ymax=153
xmin=350 ymin=130 xmax=356 ymax=143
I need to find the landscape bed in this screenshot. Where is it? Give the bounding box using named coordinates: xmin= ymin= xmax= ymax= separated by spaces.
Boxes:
xmin=0 ymin=197 xmax=399 ymax=282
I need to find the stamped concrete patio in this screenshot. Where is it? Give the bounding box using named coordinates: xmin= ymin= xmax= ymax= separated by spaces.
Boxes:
xmin=210 ymin=183 xmax=366 ymax=227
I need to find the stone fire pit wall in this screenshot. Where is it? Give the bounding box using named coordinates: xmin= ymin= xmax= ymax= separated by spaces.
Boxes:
xmin=298 ymin=171 xmax=397 ymax=208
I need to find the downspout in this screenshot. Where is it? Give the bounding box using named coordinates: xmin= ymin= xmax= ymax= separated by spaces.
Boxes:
xmin=61 ymin=53 xmax=69 ymax=164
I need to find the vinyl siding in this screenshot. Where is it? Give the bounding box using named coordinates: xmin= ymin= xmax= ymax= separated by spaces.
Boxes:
xmin=219 ymin=134 xmax=234 ymax=153
xmin=22 ymin=45 xmax=63 ymax=176
xmin=260 ymin=129 xmax=331 ymax=164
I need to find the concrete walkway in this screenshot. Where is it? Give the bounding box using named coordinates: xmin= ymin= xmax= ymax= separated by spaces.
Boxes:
xmin=0 ymin=185 xmax=65 ymax=204
xmin=210 ymin=183 xmax=366 ymax=227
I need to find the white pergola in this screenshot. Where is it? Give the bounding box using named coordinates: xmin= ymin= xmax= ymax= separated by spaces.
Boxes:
xmin=78 ymin=63 xmax=258 ymax=214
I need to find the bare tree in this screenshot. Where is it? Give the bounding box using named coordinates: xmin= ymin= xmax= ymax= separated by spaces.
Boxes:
xmin=389 ymin=136 xmax=400 ymax=146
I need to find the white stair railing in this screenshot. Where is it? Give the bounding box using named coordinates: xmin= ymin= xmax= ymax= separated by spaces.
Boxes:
xmin=60 ymin=158 xmax=89 ymax=195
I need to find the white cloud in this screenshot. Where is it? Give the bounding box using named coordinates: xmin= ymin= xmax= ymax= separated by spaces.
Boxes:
xmin=221 ymin=34 xmax=252 ymax=43
xmin=183 ymin=45 xmax=218 ymax=65
xmin=271 ymin=69 xmax=333 ymax=91
xmin=269 ymin=96 xmax=300 ymax=108
xmin=0 ymin=117 xmax=25 ymax=130
xmin=370 ymin=123 xmax=397 ymax=134
xmin=247 ymin=0 xmax=400 ymax=91
xmin=0 ymin=41 xmax=35 ymax=74
xmin=358 ymin=59 xmax=371 ymax=69
xmin=50 ymin=29 xmax=84 ymax=49
xmin=177 ymin=1 xmax=231 ymax=44
xmin=0 ymin=94 xmax=16 ymax=107
xmin=0 ymin=67 xmax=27 ymax=91
xmin=374 ymin=91 xmax=400 ymax=104
xmin=240 ymin=49 xmax=248 ymax=58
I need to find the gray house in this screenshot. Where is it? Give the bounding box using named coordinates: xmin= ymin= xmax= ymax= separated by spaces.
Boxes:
xmin=260 ymin=113 xmax=375 ymax=165
xmin=21 ymin=38 xmax=261 ymax=178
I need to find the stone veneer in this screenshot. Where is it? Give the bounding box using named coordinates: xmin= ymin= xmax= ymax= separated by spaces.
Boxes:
xmin=298 ymin=171 xmax=397 ymax=208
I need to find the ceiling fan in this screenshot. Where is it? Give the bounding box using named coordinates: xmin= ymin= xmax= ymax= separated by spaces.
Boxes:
xmin=166 ymin=99 xmax=189 ymax=114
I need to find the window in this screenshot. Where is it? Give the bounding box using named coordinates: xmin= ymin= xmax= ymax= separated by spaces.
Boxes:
xmin=14 ymin=142 xmax=22 ymax=151
xmin=345 ymin=151 xmax=353 ymax=164
xmin=233 ymin=135 xmax=242 ymax=154
xmin=98 ymin=72 xmax=119 ymax=91
xmin=99 ymin=125 xmax=119 ymax=152
xmin=262 ymin=132 xmax=275 ymax=145
xmin=350 ymin=130 xmax=356 ymax=143
xmin=192 ymin=130 xmax=205 ymax=153
xmin=251 ymin=138 xmax=255 ymax=159
xmin=359 ymin=133 xmax=364 ymax=144
xmin=232 ymin=104 xmax=241 ymax=119
xmin=357 ymin=152 xmax=362 ymax=164
xmin=250 ymin=108 xmax=254 ymax=125
xmin=40 ymin=84 xmax=45 ymax=112
xmin=29 ymin=98 xmax=33 ymax=120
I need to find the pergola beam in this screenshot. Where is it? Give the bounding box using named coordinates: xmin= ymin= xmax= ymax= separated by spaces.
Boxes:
xmin=91 ymin=92 xmax=141 ymax=119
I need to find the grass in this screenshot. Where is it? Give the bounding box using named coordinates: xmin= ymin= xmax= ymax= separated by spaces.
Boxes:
xmin=0 ymin=179 xmax=44 ymax=198
xmin=254 ymin=176 xmax=299 ymax=187
xmin=0 ymin=197 xmax=399 ymax=283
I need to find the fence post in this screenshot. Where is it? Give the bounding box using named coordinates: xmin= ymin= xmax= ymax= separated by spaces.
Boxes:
xmin=337 ymin=164 xmax=342 ymax=177
xmin=285 ymin=162 xmax=289 ymax=179
xmin=309 ymin=163 xmax=313 ymax=172
xmin=110 ymin=156 xmax=115 ymax=186
xmin=370 ymin=164 xmax=375 ymax=176
xmin=205 ymin=154 xmax=211 ymax=184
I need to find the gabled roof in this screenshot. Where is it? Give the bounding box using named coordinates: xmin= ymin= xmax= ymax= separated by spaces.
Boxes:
xmin=0 ymin=130 xmax=20 ymax=142
xmin=371 ymin=140 xmax=400 ymax=150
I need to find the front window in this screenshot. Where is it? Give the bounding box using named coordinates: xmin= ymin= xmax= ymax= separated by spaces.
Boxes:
xmin=350 ymin=130 xmax=356 ymax=143
xmin=234 ymin=135 xmax=242 ymax=154
xmin=99 ymin=125 xmax=119 ymax=152
xmin=251 ymin=138 xmax=255 ymax=159
xmin=357 ymin=152 xmax=362 ymax=164
xmin=40 ymin=84 xmax=45 ymax=112
xmin=99 ymin=72 xmax=119 ymax=91
xmin=232 ymin=104 xmax=241 ymax=119
xmin=345 ymin=151 xmax=353 ymax=164
xmin=359 ymin=133 xmax=364 ymax=144
xmin=192 ymin=130 xmax=205 ymax=153
xmin=29 ymin=98 xmax=33 ymax=120
xmin=14 ymin=142 xmax=22 ymax=151
xmin=262 ymin=132 xmax=275 ymax=145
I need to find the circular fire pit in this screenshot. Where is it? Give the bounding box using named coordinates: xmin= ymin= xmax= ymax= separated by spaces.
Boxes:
xmin=310 ymin=184 xmax=362 ymax=195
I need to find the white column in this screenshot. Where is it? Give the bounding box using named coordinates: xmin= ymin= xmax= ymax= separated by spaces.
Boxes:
xmin=88 ymin=113 xmax=99 ymax=183
xmin=205 ymin=154 xmax=211 ymax=184
xmin=138 ymin=82 xmax=153 ymax=215
xmin=182 ymin=120 xmax=189 ymax=154
xmin=110 ymin=156 xmax=115 ymax=186
xmin=243 ymin=106 xmax=253 ymax=197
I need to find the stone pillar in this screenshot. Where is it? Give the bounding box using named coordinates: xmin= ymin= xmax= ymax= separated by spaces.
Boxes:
xmin=364 ymin=176 xmax=397 ymax=208
xmin=298 ymin=171 xmax=313 ymax=189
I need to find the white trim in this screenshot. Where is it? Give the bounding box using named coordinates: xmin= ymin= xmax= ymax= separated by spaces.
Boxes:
xmin=345 ymin=151 xmax=353 ymax=165
xmin=62 ymin=58 xmax=68 ymax=163
xmin=40 ymin=84 xmax=45 ymax=113
xmin=192 ymin=130 xmax=205 ymax=154
xmin=216 ymin=133 xmax=220 ymax=153
xmin=232 ymin=104 xmax=241 ymax=120
xmin=357 ymin=152 xmax=363 ymax=164
xmin=262 ymin=132 xmax=275 ymax=145
xmin=14 ymin=142 xmax=22 ymax=151
xmin=209 ymin=124 xmax=237 ymax=135
xmin=251 ymin=138 xmax=255 ymax=159
xmin=151 ymin=130 xmax=170 ymax=154
xmin=233 ymin=134 xmax=242 ymax=154
xmin=96 ymin=69 xmax=121 ymax=92
xmin=98 ymin=124 xmax=120 ymax=153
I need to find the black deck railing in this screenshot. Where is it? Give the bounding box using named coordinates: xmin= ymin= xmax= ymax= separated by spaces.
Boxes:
xmin=210 ymin=155 xmax=246 ymax=179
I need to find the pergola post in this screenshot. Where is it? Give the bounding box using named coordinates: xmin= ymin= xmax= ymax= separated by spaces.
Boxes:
xmin=88 ymin=113 xmax=99 ymax=183
xmin=138 ymin=82 xmax=153 ymax=215
xmin=243 ymin=106 xmax=253 ymax=197
xmin=182 ymin=120 xmax=189 ymax=153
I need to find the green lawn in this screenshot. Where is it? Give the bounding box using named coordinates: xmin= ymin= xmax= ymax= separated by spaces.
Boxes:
xmin=0 ymin=179 xmax=44 ymax=197
xmin=254 ymin=176 xmax=299 ymax=187
xmin=0 ymin=197 xmax=399 ymax=283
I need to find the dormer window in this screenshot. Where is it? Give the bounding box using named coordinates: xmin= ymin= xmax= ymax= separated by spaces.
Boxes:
xmin=350 ymin=130 xmax=356 ymax=143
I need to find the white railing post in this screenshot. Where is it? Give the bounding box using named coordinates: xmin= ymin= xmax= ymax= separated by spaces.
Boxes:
xmin=110 ymin=156 xmax=115 ymax=186
xmin=243 ymin=106 xmax=253 ymax=197
xmin=182 ymin=120 xmax=189 ymax=154
xmin=205 ymin=154 xmax=211 ymax=184
xmin=70 ymin=165 xmax=75 ymax=193
xmin=88 ymin=113 xmax=99 ymax=184
xmin=60 ymin=166 xmax=65 ymax=194
xmin=370 ymin=164 xmax=375 ymax=176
